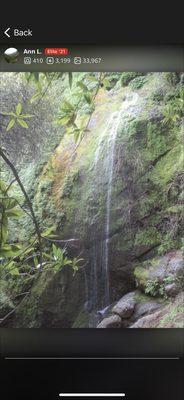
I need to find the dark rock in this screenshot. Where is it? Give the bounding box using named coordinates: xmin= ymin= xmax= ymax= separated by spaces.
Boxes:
xmin=164 ymin=283 xmax=180 ymax=297
xmin=112 ymin=291 xmax=136 ymax=318
xmin=11 ymin=268 xmax=85 ymax=328
xmin=130 ymin=300 xmax=162 ymax=322
xmin=97 ymin=314 xmax=122 ymax=328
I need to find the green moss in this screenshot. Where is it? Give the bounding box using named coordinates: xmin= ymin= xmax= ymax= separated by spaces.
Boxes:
xmin=137 ymin=192 xmax=163 ymax=219
xmin=72 ymin=309 xmax=90 ymax=327
xmin=150 ymin=144 xmax=183 ymax=187
xmin=120 ymin=72 xmax=143 ymax=86
xmin=134 ymin=291 xmax=153 ymax=303
xmin=0 ymin=288 xmax=14 ymax=318
xmin=116 ymin=236 xmax=133 ymax=252
xmin=60 ymin=171 xmax=80 ymax=199
xmin=166 ymin=204 xmax=184 ymax=214
xmin=134 ymin=266 xmax=149 ymax=286
xmin=163 ymin=72 xmax=181 ymax=85
xmin=157 ymin=233 xmax=178 ymax=256
xmin=135 ymin=227 xmax=161 ymax=247
xmin=14 ymin=271 xmax=55 ymax=327
xmin=129 ymin=75 xmax=148 ymax=89
xmin=151 ymin=88 xmax=165 ymax=103
xmin=39 ymin=179 xmax=53 ymax=193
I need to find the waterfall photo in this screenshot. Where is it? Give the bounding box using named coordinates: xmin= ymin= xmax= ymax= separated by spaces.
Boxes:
xmin=0 ymin=72 xmax=184 ymax=328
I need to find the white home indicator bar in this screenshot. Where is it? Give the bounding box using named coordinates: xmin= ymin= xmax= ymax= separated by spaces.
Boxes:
xmin=59 ymin=395 xmax=125 ymax=398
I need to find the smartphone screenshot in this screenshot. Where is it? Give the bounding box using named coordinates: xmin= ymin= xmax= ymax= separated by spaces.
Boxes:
xmin=0 ymin=26 xmax=184 ymax=399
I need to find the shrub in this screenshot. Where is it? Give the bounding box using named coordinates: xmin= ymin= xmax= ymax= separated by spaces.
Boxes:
xmin=120 ymin=72 xmax=143 ymax=86
xmin=129 ymin=76 xmax=148 ymax=89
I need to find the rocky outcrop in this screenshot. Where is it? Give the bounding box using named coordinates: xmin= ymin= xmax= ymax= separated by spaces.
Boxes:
xmin=10 ymin=268 xmax=85 ymax=328
xmin=97 ymin=250 xmax=184 ymax=328
xmin=134 ymin=250 xmax=184 ymax=297
xmin=97 ymin=290 xmax=163 ymax=328
xmin=130 ymin=300 xmax=162 ymax=323
xmin=130 ymin=292 xmax=184 ymax=328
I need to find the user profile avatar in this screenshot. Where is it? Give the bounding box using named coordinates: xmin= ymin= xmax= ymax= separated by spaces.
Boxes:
xmin=4 ymin=48 xmax=19 ymax=63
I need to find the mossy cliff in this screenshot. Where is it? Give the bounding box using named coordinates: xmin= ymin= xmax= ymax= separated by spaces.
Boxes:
xmin=5 ymin=72 xmax=183 ymax=328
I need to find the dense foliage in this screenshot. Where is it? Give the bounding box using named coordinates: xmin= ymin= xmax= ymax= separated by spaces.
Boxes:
xmin=0 ymin=71 xmax=183 ymax=327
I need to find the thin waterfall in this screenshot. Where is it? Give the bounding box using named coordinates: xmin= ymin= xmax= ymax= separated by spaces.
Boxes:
xmin=86 ymin=92 xmax=139 ymax=312
xmin=103 ymin=109 xmax=124 ymax=305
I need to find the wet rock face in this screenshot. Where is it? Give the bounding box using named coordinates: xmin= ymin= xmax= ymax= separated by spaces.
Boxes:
xmin=11 ymin=268 xmax=85 ymax=328
xmin=109 ymin=265 xmax=135 ymax=301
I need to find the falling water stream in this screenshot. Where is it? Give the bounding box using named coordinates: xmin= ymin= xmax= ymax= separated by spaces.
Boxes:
xmin=86 ymin=92 xmax=139 ymax=315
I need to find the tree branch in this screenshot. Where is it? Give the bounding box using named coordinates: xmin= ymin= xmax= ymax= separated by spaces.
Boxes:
xmin=0 ymin=147 xmax=43 ymax=268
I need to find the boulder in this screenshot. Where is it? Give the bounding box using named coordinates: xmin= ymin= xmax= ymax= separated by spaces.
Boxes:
xmin=130 ymin=311 xmax=162 ymax=328
xmin=164 ymin=283 xmax=179 ymax=297
xmin=130 ymin=300 xmax=162 ymax=322
xmin=130 ymin=292 xmax=184 ymax=328
xmin=112 ymin=291 xmax=136 ymax=318
xmin=97 ymin=314 xmax=122 ymax=328
xmin=134 ymin=250 xmax=184 ymax=296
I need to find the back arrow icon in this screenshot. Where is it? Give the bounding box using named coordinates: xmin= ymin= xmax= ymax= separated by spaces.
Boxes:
xmin=4 ymin=28 xmax=10 ymax=38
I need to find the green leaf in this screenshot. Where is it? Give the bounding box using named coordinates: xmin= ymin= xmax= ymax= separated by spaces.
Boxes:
xmin=87 ymin=75 xmax=98 ymax=82
xmin=10 ymin=267 xmax=19 ymax=276
xmin=0 ymin=223 xmax=8 ymax=243
xmin=42 ymin=227 xmax=55 ymax=237
xmin=6 ymin=118 xmax=15 ymax=131
xmin=57 ymin=116 xmax=71 ymax=125
xmin=0 ymin=244 xmax=19 ymax=258
xmin=4 ymin=260 xmax=15 ymax=270
xmin=77 ymin=81 xmax=88 ymax=91
xmin=84 ymin=93 xmax=92 ymax=104
xmin=4 ymin=198 xmax=17 ymax=209
xmin=11 ymin=244 xmax=23 ymax=252
xmin=52 ymin=243 xmax=58 ymax=259
xmin=5 ymin=208 xmax=22 ymax=218
xmin=2 ymin=111 xmax=16 ymax=117
xmin=0 ymin=180 xmax=7 ymax=193
xmin=19 ymin=114 xmax=34 ymax=119
xmin=33 ymin=256 xmax=38 ymax=268
xmin=62 ymin=101 xmax=74 ymax=111
xmin=73 ymin=128 xmax=82 ymax=143
xmin=16 ymin=103 xmax=22 ymax=115
xmin=103 ymin=78 xmax=111 ymax=88
xmin=30 ymin=91 xmax=41 ymax=103
xmin=17 ymin=119 xmax=29 ymax=128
